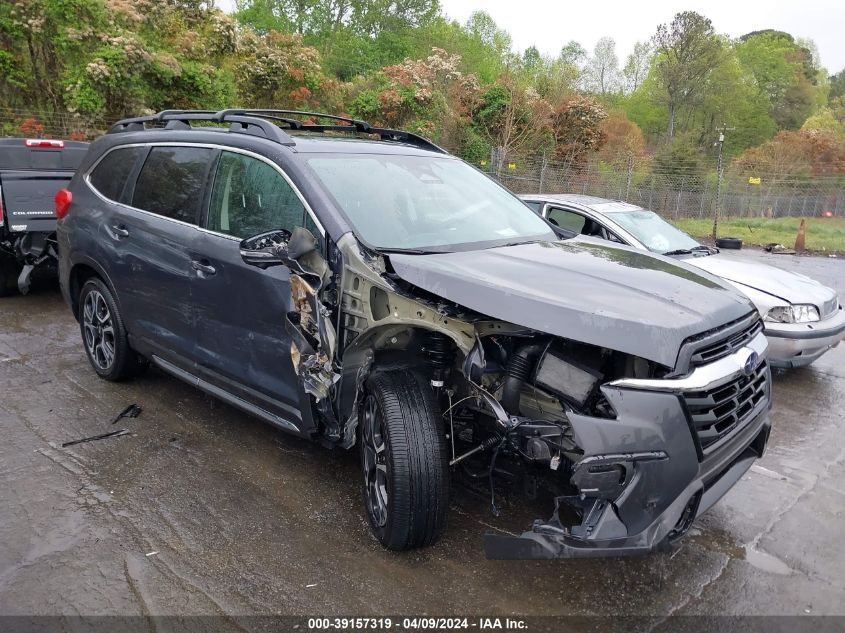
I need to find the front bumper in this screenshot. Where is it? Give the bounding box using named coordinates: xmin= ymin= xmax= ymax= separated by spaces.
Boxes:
xmin=765 ymin=308 xmax=845 ymax=368
xmin=486 ymin=332 xmax=772 ymax=560
xmin=486 ymin=410 xmax=770 ymax=559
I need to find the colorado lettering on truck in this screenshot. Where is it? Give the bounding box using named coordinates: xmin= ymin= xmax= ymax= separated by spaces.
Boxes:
xmin=58 ymin=109 xmax=772 ymax=558
xmin=0 ymin=138 xmax=89 ymax=295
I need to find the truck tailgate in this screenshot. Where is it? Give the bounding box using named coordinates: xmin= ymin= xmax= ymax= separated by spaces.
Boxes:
xmin=0 ymin=170 xmax=73 ymax=233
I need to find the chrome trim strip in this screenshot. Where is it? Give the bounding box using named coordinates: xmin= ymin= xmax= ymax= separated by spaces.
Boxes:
xmin=84 ymin=141 xmax=326 ymax=237
xmin=609 ymin=331 xmax=769 ymax=393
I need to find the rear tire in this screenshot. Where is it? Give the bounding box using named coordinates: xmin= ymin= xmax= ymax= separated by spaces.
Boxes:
xmin=359 ymin=370 xmax=450 ymax=550
xmin=0 ymin=258 xmax=19 ymax=297
xmin=78 ymin=277 xmax=145 ymax=381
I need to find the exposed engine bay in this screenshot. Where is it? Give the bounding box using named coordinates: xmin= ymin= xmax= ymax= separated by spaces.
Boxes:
xmin=259 ymin=227 xmax=703 ymax=556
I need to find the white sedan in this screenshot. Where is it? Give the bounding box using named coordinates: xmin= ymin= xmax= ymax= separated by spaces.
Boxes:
xmin=521 ymin=193 xmax=845 ymax=368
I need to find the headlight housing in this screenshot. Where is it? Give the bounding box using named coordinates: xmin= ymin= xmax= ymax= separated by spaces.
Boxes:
xmin=765 ymin=304 xmax=820 ymax=324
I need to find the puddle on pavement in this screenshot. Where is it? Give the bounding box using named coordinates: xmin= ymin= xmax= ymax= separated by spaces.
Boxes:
xmin=743 ymin=545 xmax=794 ymax=575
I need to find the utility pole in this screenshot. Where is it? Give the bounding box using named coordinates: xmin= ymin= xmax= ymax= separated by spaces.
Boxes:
xmin=712 ymin=127 xmax=735 ymax=239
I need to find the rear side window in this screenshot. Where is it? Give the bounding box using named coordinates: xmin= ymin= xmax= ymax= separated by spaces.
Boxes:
xmin=207 ymin=151 xmax=305 ymax=238
xmin=89 ymin=146 xmax=145 ymax=202
xmin=132 ymin=147 xmax=214 ymax=224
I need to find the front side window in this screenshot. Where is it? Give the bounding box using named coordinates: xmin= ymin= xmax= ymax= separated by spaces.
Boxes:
xmin=89 ymin=146 xmax=146 ymax=202
xmin=132 ymin=147 xmax=214 ymax=224
xmin=547 ymin=207 xmax=586 ymax=233
xmin=207 ymin=151 xmax=305 ymax=239
xmin=305 ymin=154 xmax=555 ymax=251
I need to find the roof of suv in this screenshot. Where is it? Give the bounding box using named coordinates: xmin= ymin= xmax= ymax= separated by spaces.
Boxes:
xmin=105 ymin=109 xmax=447 ymax=157
xmin=283 ymin=134 xmax=450 ymax=156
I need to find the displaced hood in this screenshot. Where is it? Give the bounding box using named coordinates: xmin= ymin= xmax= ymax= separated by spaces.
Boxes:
xmin=389 ymin=240 xmax=753 ymax=368
xmin=684 ymin=254 xmax=837 ymax=306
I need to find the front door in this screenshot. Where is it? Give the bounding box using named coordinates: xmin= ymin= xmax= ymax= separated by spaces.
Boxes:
xmin=190 ymin=150 xmax=314 ymax=425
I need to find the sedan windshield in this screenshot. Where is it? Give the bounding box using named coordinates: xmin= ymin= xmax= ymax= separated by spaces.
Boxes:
xmin=598 ymin=205 xmax=701 ymax=254
xmin=305 ymin=154 xmax=555 ymax=251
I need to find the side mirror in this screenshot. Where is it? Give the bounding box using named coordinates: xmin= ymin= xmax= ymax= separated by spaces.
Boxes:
xmin=239 ymin=229 xmax=291 ymax=269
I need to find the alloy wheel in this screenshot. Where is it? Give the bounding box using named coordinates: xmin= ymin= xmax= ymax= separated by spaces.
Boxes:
xmin=362 ymin=394 xmax=389 ymax=527
xmin=82 ymin=289 xmax=116 ymax=371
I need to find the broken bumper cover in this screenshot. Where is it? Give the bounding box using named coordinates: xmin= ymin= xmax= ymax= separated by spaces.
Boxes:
xmin=485 ymin=389 xmax=771 ymax=560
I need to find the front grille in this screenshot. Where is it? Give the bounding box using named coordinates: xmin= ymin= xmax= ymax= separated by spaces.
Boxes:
xmin=688 ymin=318 xmax=763 ymax=367
xmin=683 ymin=360 xmax=769 ymax=453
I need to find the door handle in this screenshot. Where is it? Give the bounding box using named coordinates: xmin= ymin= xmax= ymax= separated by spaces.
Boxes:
xmin=191 ymin=259 xmax=216 ymax=276
xmin=110 ymin=224 xmax=129 ymax=238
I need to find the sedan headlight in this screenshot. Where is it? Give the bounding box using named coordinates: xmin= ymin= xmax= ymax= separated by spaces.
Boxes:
xmin=765 ymin=304 xmax=820 ymax=324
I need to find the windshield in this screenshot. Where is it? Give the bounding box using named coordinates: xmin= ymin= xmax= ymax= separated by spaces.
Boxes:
xmin=305 ymin=154 xmax=555 ymax=251
xmin=601 ymin=207 xmax=701 ymax=254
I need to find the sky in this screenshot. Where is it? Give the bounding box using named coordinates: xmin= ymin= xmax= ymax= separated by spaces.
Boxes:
xmin=215 ymin=0 xmax=845 ymax=74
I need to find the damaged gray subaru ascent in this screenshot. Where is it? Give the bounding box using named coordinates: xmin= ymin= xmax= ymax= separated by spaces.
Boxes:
xmin=58 ymin=110 xmax=772 ymax=559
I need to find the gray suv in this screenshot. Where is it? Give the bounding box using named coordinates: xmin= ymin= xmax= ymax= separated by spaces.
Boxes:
xmin=58 ymin=109 xmax=772 ymax=559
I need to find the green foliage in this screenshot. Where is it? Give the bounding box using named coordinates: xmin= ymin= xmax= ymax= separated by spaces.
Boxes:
xmin=0 ymin=0 xmax=839 ymax=188
xmin=831 ymin=68 xmax=845 ymax=100
xmin=651 ymin=11 xmax=725 ymax=140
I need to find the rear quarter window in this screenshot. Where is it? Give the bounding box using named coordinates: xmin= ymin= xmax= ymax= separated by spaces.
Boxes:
xmin=131 ymin=146 xmax=215 ymax=224
xmin=89 ymin=146 xmax=146 ymax=202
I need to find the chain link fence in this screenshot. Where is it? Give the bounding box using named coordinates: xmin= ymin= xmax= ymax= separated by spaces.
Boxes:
xmin=480 ymin=150 xmax=845 ymax=220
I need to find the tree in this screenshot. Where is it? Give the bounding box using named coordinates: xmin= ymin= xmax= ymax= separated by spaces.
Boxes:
xmin=735 ymin=31 xmax=825 ymax=129
xmin=597 ymin=111 xmax=646 ymax=168
xmin=559 ymin=40 xmax=586 ymax=67
xmin=472 ymin=74 xmax=553 ymax=174
xmin=831 ymin=68 xmax=845 ymax=101
xmin=731 ymin=130 xmax=845 ymax=203
xmin=551 ymin=95 xmax=607 ymax=168
xmin=651 ymin=11 xmax=724 ymax=141
xmin=622 ymin=41 xmax=651 ymax=93
xmin=583 ymin=37 xmax=620 ymax=96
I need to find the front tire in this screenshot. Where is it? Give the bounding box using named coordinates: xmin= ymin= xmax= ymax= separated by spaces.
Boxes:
xmin=78 ymin=278 xmax=145 ymax=381
xmin=359 ymin=370 xmax=450 ymax=550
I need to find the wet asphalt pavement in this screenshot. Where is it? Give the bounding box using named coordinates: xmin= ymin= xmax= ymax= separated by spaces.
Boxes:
xmin=0 ymin=249 xmax=843 ymax=626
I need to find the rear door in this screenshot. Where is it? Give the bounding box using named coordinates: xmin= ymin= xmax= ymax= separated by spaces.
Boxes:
xmin=190 ymin=149 xmax=317 ymax=424
xmin=105 ymin=144 xmax=217 ymax=370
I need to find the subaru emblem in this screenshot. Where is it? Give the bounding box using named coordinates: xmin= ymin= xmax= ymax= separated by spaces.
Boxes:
xmin=742 ymin=350 xmax=759 ymax=376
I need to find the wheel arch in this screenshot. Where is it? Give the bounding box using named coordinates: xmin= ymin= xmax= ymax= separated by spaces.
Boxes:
xmin=337 ymin=322 xmax=468 ymax=441
xmin=68 ymin=257 xmax=118 ymax=321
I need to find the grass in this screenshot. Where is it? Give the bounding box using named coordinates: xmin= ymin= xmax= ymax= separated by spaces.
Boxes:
xmin=672 ymin=216 xmax=845 ymax=253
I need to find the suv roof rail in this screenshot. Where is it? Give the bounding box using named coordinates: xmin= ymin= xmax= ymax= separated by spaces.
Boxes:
xmin=106 ymin=109 xmax=446 ymax=154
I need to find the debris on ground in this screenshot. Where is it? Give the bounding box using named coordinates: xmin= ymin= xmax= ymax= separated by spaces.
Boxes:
xmin=145 ymin=551 xmax=159 ymax=557
xmin=764 ymin=243 xmax=797 ymax=254
xmin=764 ymin=242 xmax=797 ymax=255
xmin=111 ymin=403 xmax=142 ymax=424
xmin=62 ymin=429 xmax=130 ymax=448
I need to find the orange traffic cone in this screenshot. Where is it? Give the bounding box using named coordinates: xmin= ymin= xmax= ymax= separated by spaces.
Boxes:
xmin=794 ymin=218 xmax=806 ymax=253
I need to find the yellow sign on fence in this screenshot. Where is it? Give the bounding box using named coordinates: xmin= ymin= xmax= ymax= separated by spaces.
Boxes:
xmin=748 ymin=176 xmax=761 ymax=185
